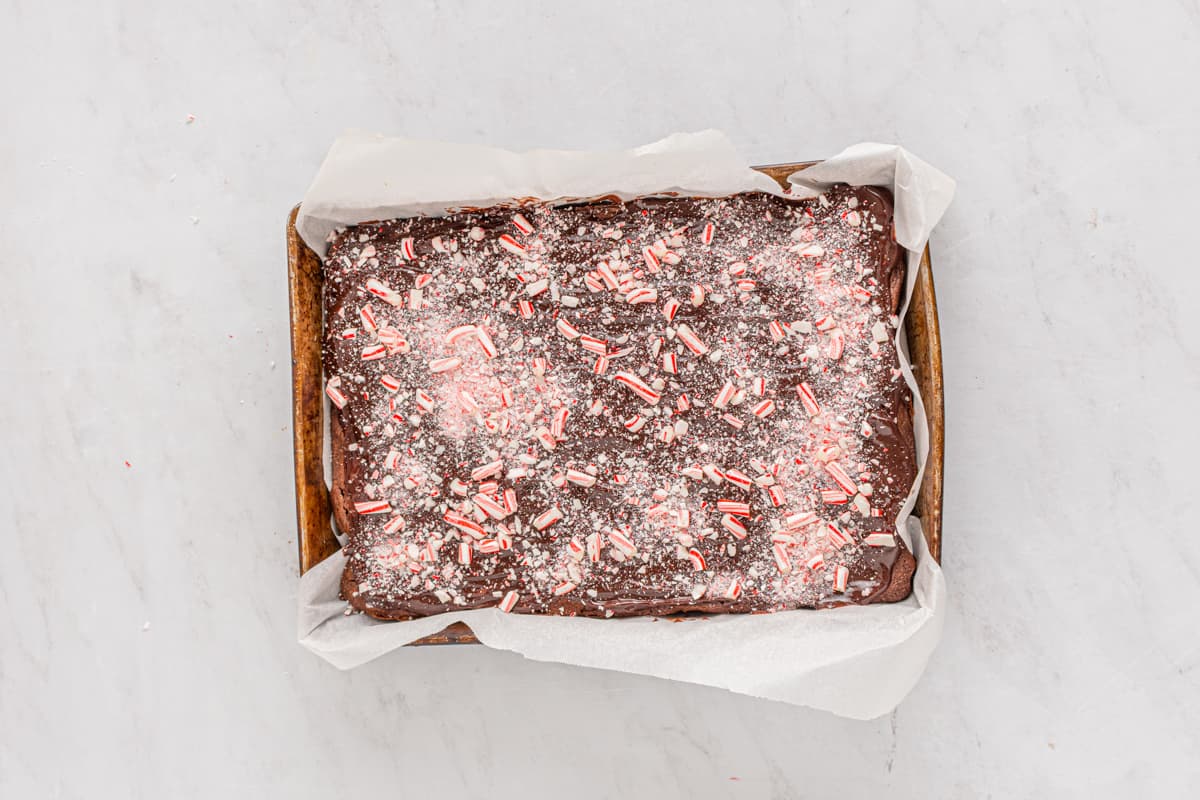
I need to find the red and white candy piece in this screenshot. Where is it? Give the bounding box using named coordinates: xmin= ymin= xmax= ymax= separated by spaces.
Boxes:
xmin=626 ymin=287 xmax=658 ymax=305
xmin=512 ymin=213 xmax=534 ymax=235
xmin=675 ymin=323 xmax=708 ymax=355
xmin=550 ymin=407 xmax=569 ymax=438
xmin=499 ymin=591 xmax=520 ymax=613
xmin=579 ymin=334 xmax=607 ymax=354
xmin=721 ymin=514 xmax=748 ymax=539
xmin=824 ymin=462 xmax=858 ymax=494
xmin=821 ymin=488 xmax=849 ymax=505
xmin=797 ymin=382 xmax=821 ymax=417
xmin=415 ymin=390 xmax=436 ymax=413
xmin=587 ymin=532 xmax=602 ymax=563
xmin=359 ymin=305 xmax=378 ymax=331
xmin=556 ymin=318 xmax=581 ymax=340
xmin=773 ymin=543 xmax=792 ymax=573
xmin=458 ymin=542 xmax=472 ymax=565
xmin=470 ymin=460 xmax=503 ymax=481
xmin=624 ymin=414 xmax=646 ymax=433
xmin=701 ymin=222 xmax=715 ymax=245
xmin=864 ymin=532 xmax=895 ymax=547
xmin=723 ymin=578 xmax=743 ymax=600
xmin=833 ymin=565 xmax=849 ymax=593
xmin=325 ymin=381 xmax=348 ymax=409
xmin=717 ymin=499 xmax=751 ymax=517
xmin=445 ymin=325 xmax=477 ymax=346
xmin=428 ymin=357 xmax=462 ymax=373
xmin=687 ymin=548 xmax=707 ymax=571
xmin=662 ymin=298 xmax=681 ymax=322
xmin=365 ymin=278 xmax=402 ymax=306
xmin=476 ymin=326 xmax=498 ymax=359
xmin=608 ymin=529 xmax=638 ymax=558
xmin=723 ymin=470 xmax=754 ymax=490
xmin=380 ymin=374 xmax=401 ymax=393
xmin=766 ymin=486 xmax=786 ymax=507
xmin=751 ymin=399 xmax=776 ymax=418
xmin=768 ymin=319 xmax=788 ymax=342
xmin=534 ymin=427 xmax=557 ymax=451
xmin=354 ymin=500 xmax=391 ymax=515
xmin=361 ymin=344 xmax=387 ymax=361
xmin=443 ymin=510 xmax=486 ymax=537
xmin=553 ymin=581 xmax=577 ymax=597
xmin=826 ymin=523 xmax=854 ymax=548
xmin=565 ymin=468 xmax=597 ymax=488
xmin=712 ymin=381 xmax=737 ymax=409
xmin=662 ymin=353 xmax=678 ymax=374
xmin=826 ymin=328 xmax=845 ymax=360
xmin=498 ymin=234 xmax=526 ymax=257
xmin=595 ymin=261 xmax=619 ymax=290
xmin=613 ymin=371 xmax=660 ymax=405
xmin=400 ymin=237 xmax=416 ymax=261
xmin=690 ymin=285 xmax=705 ymax=306
xmin=784 ymin=510 xmax=819 ymax=530
xmin=641 ymin=245 xmax=660 ymax=272
xmin=532 ymin=506 xmax=563 ymax=530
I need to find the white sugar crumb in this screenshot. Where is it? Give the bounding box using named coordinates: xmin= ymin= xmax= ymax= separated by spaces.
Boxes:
xmin=323 ymin=188 xmax=913 ymax=614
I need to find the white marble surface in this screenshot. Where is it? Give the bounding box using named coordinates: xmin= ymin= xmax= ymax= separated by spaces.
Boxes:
xmin=3 ymin=1 xmax=1198 ymax=796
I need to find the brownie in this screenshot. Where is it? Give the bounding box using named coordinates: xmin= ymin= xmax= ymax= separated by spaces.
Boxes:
xmin=320 ymin=186 xmax=917 ymax=620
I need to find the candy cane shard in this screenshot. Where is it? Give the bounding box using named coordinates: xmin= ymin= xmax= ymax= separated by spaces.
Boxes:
xmin=797 ymin=382 xmax=821 ymax=417
xmin=613 ymin=371 xmax=660 ymax=405
xmin=498 ymin=234 xmax=526 ymax=257
xmin=565 ymin=468 xmax=597 ymax=488
xmin=354 ymin=500 xmax=391 ymax=515
xmin=833 ymin=565 xmax=849 ymax=592
xmin=470 ymin=460 xmax=504 ymax=481
xmin=824 ymin=462 xmax=858 ymax=494
xmin=499 ymin=591 xmax=520 ymax=612
xmin=445 ymin=325 xmax=477 ymax=345
xmin=532 ymin=506 xmax=563 ymax=530
xmin=722 ymin=470 xmax=754 ymax=490
xmin=512 ymin=213 xmax=534 ymax=235
xmin=675 ymin=323 xmax=708 ymax=355
xmin=428 ymin=357 xmax=462 ymax=373
xmin=365 ymin=278 xmax=402 ymax=306
xmin=713 ymin=381 xmax=737 ymax=409
xmin=720 ymin=515 xmax=748 ymax=539
xmin=325 ymin=381 xmax=348 ymax=409
xmin=826 ymin=523 xmax=853 ymax=548
xmin=608 ymin=530 xmax=637 ymax=556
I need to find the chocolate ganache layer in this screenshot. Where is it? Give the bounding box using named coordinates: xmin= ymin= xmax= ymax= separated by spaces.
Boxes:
xmin=321 ymin=185 xmax=917 ymax=620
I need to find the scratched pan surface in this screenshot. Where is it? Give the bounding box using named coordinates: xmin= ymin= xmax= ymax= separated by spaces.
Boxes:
xmin=287 ymin=161 xmax=944 ymax=646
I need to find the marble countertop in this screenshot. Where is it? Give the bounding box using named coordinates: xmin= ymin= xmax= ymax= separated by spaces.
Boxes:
xmin=4 ymin=1 xmax=1198 ymax=796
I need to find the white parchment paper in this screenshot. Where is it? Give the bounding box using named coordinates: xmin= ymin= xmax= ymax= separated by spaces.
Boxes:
xmin=295 ymin=132 xmax=954 ymax=719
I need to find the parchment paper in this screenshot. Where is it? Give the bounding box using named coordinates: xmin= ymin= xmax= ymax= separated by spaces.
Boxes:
xmin=295 ymin=132 xmax=954 ymax=719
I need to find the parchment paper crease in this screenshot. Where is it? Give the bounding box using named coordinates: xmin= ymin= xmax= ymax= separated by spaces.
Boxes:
xmin=295 ymin=131 xmax=954 ymax=720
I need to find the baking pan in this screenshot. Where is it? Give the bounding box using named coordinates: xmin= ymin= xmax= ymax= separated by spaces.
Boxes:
xmin=287 ymin=161 xmax=944 ymax=645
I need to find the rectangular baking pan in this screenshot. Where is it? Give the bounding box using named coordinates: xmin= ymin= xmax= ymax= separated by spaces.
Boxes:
xmin=287 ymin=161 xmax=945 ymax=645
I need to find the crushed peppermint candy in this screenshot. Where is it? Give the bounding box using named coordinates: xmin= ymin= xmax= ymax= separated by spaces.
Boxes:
xmin=324 ymin=187 xmax=915 ymax=616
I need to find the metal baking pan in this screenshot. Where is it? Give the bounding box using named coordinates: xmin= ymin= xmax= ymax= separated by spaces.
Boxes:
xmin=287 ymin=161 xmax=944 ymax=645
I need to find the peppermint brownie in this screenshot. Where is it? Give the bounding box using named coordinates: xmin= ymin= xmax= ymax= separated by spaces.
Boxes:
xmin=321 ymin=185 xmax=917 ymax=619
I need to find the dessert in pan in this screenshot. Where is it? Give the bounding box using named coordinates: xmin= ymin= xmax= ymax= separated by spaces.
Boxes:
xmin=321 ymin=185 xmax=917 ymax=620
